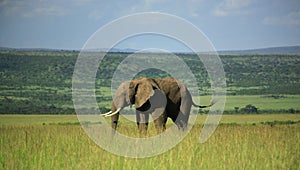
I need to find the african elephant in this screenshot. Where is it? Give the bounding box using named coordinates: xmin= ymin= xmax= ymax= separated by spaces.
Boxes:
xmin=102 ymin=77 xmax=212 ymax=134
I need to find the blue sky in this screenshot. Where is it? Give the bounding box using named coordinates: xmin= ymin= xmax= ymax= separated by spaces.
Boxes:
xmin=0 ymin=0 xmax=299 ymax=51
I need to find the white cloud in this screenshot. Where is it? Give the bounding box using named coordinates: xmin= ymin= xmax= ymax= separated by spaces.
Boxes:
xmin=72 ymin=0 xmax=96 ymax=6
xmin=129 ymin=0 xmax=204 ymax=18
xmin=88 ymin=10 xmax=102 ymax=21
xmin=213 ymin=0 xmax=253 ymax=16
xmin=0 ymin=1 xmax=26 ymax=15
xmin=0 ymin=0 xmax=83 ymax=17
xmin=263 ymin=11 xmax=300 ymax=25
xmin=23 ymin=6 xmax=70 ymax=17
xmin=0 ymin=0 xmax=9 ymax=7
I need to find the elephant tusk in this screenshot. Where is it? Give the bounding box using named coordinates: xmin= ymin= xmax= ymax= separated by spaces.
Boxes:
xmin=101 ymin=111 xmax=112 ymax=116
xmin=104 ymin=108 xmax=122 ymax=117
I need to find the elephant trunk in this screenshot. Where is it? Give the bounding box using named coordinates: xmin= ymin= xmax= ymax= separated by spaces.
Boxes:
xmin=100 ymin=102 xmax=121 ymax=131
xmin=111 ymin=102 xmax=120 ymax=130
xmin=101 ymin=102 xmax=122 ymax=117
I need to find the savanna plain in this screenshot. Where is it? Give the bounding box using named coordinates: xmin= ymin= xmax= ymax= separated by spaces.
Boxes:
xmin=0 ymin=51 xmax=300 ymax=169
xmin=0 ymin=114 xmax=299 ymax=169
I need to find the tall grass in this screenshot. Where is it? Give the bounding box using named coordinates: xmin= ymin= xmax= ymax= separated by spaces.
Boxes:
xmin=1 ymin=115 xmax=299 ymax=169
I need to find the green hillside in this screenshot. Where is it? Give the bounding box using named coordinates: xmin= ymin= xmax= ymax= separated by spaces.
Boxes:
xmin=0 ymin=50 xmax=299 ymax=114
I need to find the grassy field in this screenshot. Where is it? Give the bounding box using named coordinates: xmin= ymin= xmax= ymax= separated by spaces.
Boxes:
xmin=97 ymin=90 xmax=300 ymax=112
xmin=223 ymin=95 xmax=300 ymax=111
xmin=0 ymin=114 xmax=299 ymax=169
xmin=1 ymin=52 xmax=300 ymax=114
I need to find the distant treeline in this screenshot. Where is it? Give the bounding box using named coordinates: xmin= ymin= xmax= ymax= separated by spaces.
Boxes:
xmin=0 ymin=51 xmax=300 ymax=114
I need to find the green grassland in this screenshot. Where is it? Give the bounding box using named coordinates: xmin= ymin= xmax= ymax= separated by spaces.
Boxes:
xmin=1 ymin=51 xmax=300 ymax=169
xmin=224 ymin=95 xmax=300 ymax=112
xmin=1 ymin=114 xmax=299 ymax=126
xmin=98 ymin=94 xmax=300 ymax=115
xmin=0 ymin=114 xmax=299 ymax=169
xmin=0 ymin=51 xmax=300 ymax=114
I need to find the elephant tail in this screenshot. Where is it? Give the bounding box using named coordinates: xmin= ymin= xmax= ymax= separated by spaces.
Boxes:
xmin=192 ymin=100 xmax=215 ymax=108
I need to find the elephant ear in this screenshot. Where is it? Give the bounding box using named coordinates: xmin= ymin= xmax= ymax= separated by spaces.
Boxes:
xmin=135 ymin=80 xmax=159 ymax=109
xmin=128 ymin=81 xmax=138 ymax=105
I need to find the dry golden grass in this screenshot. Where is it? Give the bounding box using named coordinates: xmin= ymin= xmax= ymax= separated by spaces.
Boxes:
xmin=0 ymin=114 xmax=299 ymax=169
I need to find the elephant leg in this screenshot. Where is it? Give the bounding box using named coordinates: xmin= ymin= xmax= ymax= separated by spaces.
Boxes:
xmin=152 ymin=108 xmax=167 ymax=134
xmin=149 ymin=89 xmax=167 ymax=134
xmin=175 ymin=101 xmax=192 ymax=131
xmin=136 ymin=111 xmax=149 ymax=135
xmin=111 ymin=113 xmax=119 ymax=132
xmin=174 ymin=112 xmax=189 ymax=130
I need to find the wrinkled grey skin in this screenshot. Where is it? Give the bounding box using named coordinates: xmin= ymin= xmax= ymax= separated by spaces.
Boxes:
xmin=107 ymin=77 xmax=210 ymax=134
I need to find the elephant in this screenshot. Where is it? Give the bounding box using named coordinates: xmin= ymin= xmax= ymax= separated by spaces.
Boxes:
xmin=102 ymin=77 xmax=212 ymax=134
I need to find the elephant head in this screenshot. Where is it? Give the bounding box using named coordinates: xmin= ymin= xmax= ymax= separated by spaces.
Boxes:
xmin=102 ymin=78 xmax=160 ymax=130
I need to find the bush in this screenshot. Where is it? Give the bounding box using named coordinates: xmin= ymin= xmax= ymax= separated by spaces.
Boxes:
xmin=240 ymin=104 xmax=258 ymax=114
